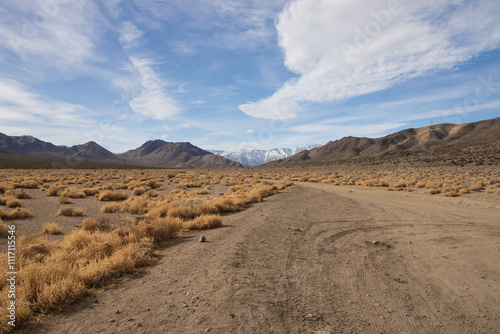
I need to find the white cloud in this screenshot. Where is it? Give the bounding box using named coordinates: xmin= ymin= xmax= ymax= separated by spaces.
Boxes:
xmin=0 ymin=0 xmax=104 ymax=74
xmin=126 ymin=56 xmax=181 ymax=120
xmin=0 ymin=78 xmax=99 ymax=144
xmin=239 ymin=0 xmax=500 ymax=119
xmin=119 ymin=21 xmax=144 ymax=48
xmin=290 ymin=122 xmax=408 ymax=137
xmin=0 ymin=79 xmax=88 ymax=123
xmin=128 ymin=0 xmax=287 ymax=49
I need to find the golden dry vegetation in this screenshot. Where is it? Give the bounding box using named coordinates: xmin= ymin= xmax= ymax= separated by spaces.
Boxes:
xmin=278 ymin=165 xmax=500 ymax=196
xmin=0 ymin=164 xmax=498 ymax=332
xmin=0 ymin=168 xmax=293 ymax=332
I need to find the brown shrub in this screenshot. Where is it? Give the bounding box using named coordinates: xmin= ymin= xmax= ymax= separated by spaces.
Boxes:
xmin=20 ymin=180 xmax=39 ymax=189
xmin=60 ymin=188 xmax=86 ymax=198
xmin=147 ymin=180 xmax=162 ymax=189
xmin=43 ymin=223 xmax=63 ymax=235
xmin=425 ymin=182 xmax=437 ymax=189
xmin=0 ymin=219 xmax=8 ymax=237
xmin=56 ymin=207 xmax=83 ymax=217
xmin=0 ymin=207 xmax=32 ymax=220
xmin=98 ymin=190 xmax=129 ymax=201
xmin=101 ymin=202 xmax=122 ymax=213
xmin=132 ymin=217 xmax=182 ymax=245
xmin=83 ymin=188 xmax=100 ymax=196
xmin=13 ymin=189 xmax=31 ymax=199
xmin=444 ymin=190 xmax=458 ymax=197
xmin=144 ymin=190 xmax=160 ymax=198
xmin=58 ymin=196 xmax=73 ymax=204
xmin=6 ymin=198 xmax=22 ymax=208
xmin=429 ymin=188 xmax=441 ymax=195
xmin=185 ymin=214 xmax=222 ymax=230
xmin=133 ymin=187 xmax=145 ymax=196
xmin=46 ymin=185 xmax=65 ymax=196
xmin=82 ymin=217 xmax=111 ymax=233
xmin=458 ymin=187 xmax=470 ymax=195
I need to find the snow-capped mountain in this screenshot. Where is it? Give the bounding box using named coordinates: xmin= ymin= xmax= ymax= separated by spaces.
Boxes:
xmin=209 ymin=145 xmax=321 ymax=167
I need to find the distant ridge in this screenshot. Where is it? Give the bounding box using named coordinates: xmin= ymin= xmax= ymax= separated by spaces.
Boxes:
xmin=263 ymin=117 xmax=500 ymax=166
xmin=0 ymin=134 xmax=241 ymax=168
xmin=119 ymin=140 xmax=242 ymax=168
xmin=210 ymin=145 xmax=321 ymax=167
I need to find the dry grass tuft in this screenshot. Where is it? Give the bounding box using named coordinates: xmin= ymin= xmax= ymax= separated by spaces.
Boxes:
xmin=56 ymin=207 xmax=84 ymax=217
xmin=98 ymin=190 xmax=129 ymax=201
xmin=19 ymin=180 xmax=39 ymax=189
xmin=83 ymin=188 xmax=100 ymax=196
xmin=4 ymin=197 xmax=22 ymax=208
xmin=60 ymin=188 xmax=86 ymax=198
xmin=444 ymin=190 xmax=458 ymax=197
xmin=133 ymin=187 xmax=145 ymax=196
xmin=0 ymin=219 xmax=8 ymax=237
xmin=0 ymin=207 xmax=32 ymax=220
xmin=146 ymin=180 xmax=162 ymax=189
xmin=132 ymin=217 xmax=183 ymax=245
xmin=58 ymin=197 xmax=73 ymax=204
xmin=82 ymin=217 xmax=111 ymax=233
xmin=185 ymin=214 xmax=222 ymax=230
xmin=429 ymin=188 xmax=442 ymax=195
xmin=13 ymin=189 xmax=31 ymax=199
xmin=46 ymin=185 xmax=65 ymax=197
xmin=43 ymin=223 xmax=64 ymax=235
xmin=458 ymin=187 xmax=470 ymax=195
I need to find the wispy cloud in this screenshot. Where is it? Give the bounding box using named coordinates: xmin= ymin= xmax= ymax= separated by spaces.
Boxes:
xmin=290 ymin=122 xmax=408 ymax=137
xmin=0 ymin=0 xmax=105 ymax=76
xmin=119 ymin=21 xmax=144 ymax=49
xmin=0 ymin=78 xmax=98 ymax=144
xmin=127 ymin=0 xmax=287 ymax=49
xmin=124 ymin=56 xmax=181 ymax=120
xmin=239 ymin=0 xmax=500 ymax=119
xmin=0 ymin=79 xmax=88 ymax=123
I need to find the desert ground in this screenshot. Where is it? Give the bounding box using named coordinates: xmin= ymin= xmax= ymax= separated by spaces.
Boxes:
xmin=0 ymin=166 xmax=499 ymax=333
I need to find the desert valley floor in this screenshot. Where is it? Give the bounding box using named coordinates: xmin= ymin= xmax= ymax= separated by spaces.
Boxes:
xmin=0 ymin=167 xmax=499 ymax=333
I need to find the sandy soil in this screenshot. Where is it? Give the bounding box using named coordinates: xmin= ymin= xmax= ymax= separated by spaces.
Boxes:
xmin=21 ymin=183 xmax=500 ymax=333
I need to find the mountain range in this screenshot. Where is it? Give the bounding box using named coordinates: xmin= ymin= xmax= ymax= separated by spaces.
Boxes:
xmin=264 ymin=117 xmax=500 ymax=167
xmin=0 ymin=134 xmax=241 ymax=168
xmin=1 ymin=116 xmax=498 ymax=169
xmin=209 ymin=145 xmax=321 ymax=167
xmin=119 ymin=140 xmax=241 ymax=168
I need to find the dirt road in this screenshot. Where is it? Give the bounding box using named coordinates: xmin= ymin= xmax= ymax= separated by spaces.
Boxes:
xmin=27 ymin=184 xmax=500 ymax=333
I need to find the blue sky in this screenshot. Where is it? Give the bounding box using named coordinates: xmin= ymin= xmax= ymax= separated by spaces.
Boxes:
xmin=0 ymin=0 xmax=499 ymax=153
